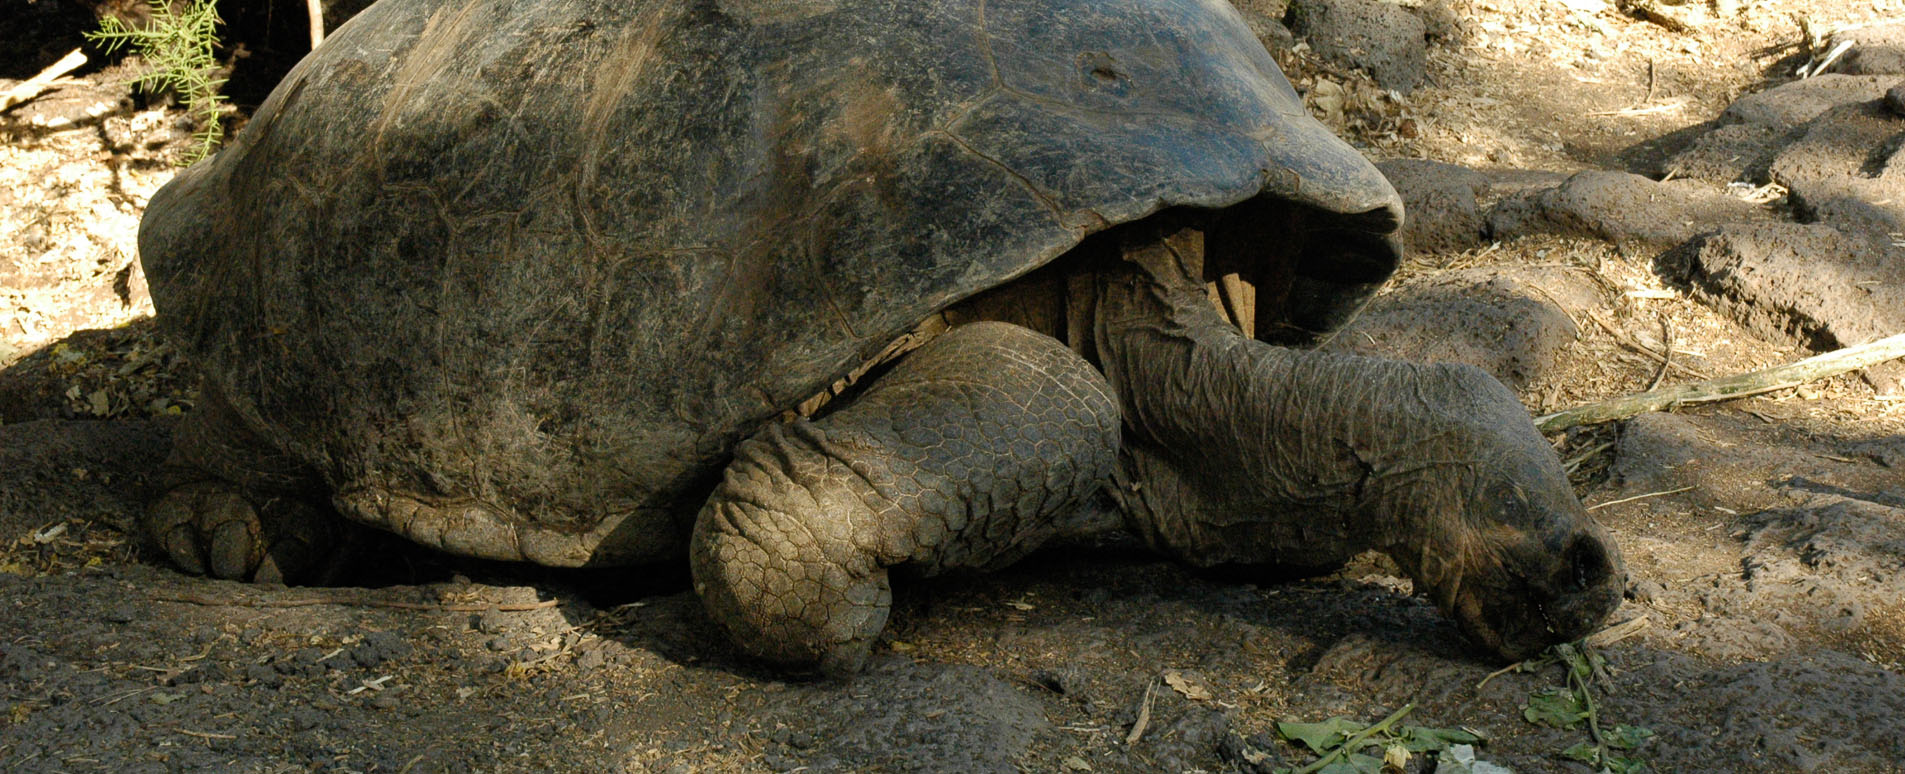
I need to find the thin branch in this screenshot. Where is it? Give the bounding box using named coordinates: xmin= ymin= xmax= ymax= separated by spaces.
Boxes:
xmin=1645 ymin=318 xmax=1673 ymax=391
xmin=1587 ymin=311 xmax=1706 ymax=380
xmin=0 ymin=49 xmax=87 ymax=112
xmin=148 ymin=592 xmax=558 ymax=613
xmin=1536 ymin=332 xmax=1905 ymax=433
xmin=306 ymin=0 xmax=326 ymax=49
xmin=1588 ymin=486 xmax=1696 ymax=511
xmin=1124 ymin=679 xmax=1158 ymax=745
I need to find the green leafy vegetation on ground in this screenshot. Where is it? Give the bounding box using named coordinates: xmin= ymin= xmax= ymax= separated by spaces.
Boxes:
xmin=1272 ymin=703 xmax=1493 ymax=774
xmin=1511 ymin=641 xmax=1654 ymax=773
xmin=85 ymin=0 xmax=228 ymax=163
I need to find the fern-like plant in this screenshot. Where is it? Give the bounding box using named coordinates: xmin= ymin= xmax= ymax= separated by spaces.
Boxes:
xmin=86 ymin=0 xmax=228 ymax=164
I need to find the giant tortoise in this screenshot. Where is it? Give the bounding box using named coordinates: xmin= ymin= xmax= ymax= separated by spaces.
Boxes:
xmin=137 ymin=0 xmax=1624 ymax=672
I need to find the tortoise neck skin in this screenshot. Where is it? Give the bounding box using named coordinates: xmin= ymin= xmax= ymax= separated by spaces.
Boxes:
xmin=1090 ymin=223 xmax=1625 ymax=659
xmin=1091 ymin=224 xmax=1435 ymax=565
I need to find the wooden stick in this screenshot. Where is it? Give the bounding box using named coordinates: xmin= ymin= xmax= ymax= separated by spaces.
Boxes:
xmin=1 ymin=49 xmax=87 ymax=112
xmin=1644 ymin=318 xmax=1673 ymax=391
xmin=1587 ymin=485 xmax=1695 ymax=511
xmin=149 ymin=592 xmax=557 ymax=613
xmin=1536 ymin=333 xmax=1905 ymax=433
xmin=1583 ymin=614 xmax=1650 ymax=648
xmin=307 ymin=0 xmax=326 ymax=49
xmin=1124 ymin=679 xmax=1157 ymax=746
xmin=1586 ymin=311 xmax=1706 ymax=380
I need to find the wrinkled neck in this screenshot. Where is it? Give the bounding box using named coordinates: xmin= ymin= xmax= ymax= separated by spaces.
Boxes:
xmin=1091 ymin=232 xmax=1468 ymax=568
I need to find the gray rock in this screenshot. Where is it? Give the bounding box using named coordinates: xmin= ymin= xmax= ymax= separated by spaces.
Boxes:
xmin=1722 ymin=75 xmax=1896 ymax=131
xmin=1658 ymin=222 xmax=1905 ymax=391
xmin=1325 ymin=265 xmax=1594 ymax=392
xmin=1662 ymin=121 xmax=1790 ymax=183
xmin=1486 ymin=171 xmax=1760 ymax=249
xmin=1285 ymin=0 xmax=1429 ymax=92
xmin=1664 ymin=75 xmax=1898 ymax=184
xmin=1650 ymin=652 xmax=1905 ymax=770
xmin=1376 ymin=159 xmax=1488 ymax=253
xmin=1140 ymin=705 xmax=1232 ymax=773
xmin=1415 ymin=0 xmax=1468 ymax=46
xmin=1769 ymin=101 xmax=1905 ymax=237
xmin=1826 ymin=19 xmax=1905 ymax=75
xmin=1230 ymin=0 xmax=1298 ymax=51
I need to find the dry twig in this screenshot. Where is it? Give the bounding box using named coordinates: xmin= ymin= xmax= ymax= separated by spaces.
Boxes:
xmin=1584 ymin=614 xmax=1651 ymax=648
xmin=1124 ymin=679 xmax=1158 ymax=745
xmin=148 ymin=592 xmax=558 ymax=613
xmin=306 ymin=0 xmax=326 ymax=49
xmin=0 ymin=49 xmax=88 ymax=112
xmin=1586 ymin=312 xmax=1706 ymax=380
xmin=1536 ymin=333 xmax=1905 ymax=433
xmin=1588 ymin=486 xmax=1696 ymax=511
xmin=1645 ymin=319 xmax=1673 ymax=391
xmin=1586 ymin=100 xmax=1690 ymax=117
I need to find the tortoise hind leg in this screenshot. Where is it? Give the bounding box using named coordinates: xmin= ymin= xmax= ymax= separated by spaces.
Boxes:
xmin=149 ymin=382 xmax=345 ymax=584
xmin=690 ymin=322 xmax=1120 ymax=673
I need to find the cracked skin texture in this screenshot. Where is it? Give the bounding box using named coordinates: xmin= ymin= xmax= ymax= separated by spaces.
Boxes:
xmin=137 ymin=0 xmax=1624 ymax=671
xmin=691 ymin=322 xmax=1119 ymax=672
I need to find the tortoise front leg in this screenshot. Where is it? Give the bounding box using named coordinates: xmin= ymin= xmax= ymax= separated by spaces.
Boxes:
xmin=689 ymin=322 xmax=1119 ymax=673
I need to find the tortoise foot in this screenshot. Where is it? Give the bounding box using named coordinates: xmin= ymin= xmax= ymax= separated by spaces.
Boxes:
xmin=147 ymin=481 xmax=342 ymax=584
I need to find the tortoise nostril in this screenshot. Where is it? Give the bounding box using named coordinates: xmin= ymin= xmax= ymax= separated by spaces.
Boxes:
xmin=1566 ymin=536 xmax=1609 ymax=593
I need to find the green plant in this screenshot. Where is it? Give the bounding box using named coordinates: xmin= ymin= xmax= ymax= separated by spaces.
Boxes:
xmin=1517 ymin=642 xmax=1654 ymax=773
xmin=86 ymin=0 xmax=228 ymax=163
xmin=1272 ymin=703 xmax=1491 ymax=774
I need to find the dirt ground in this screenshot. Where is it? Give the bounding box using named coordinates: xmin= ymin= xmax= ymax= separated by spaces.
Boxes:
xmin=4 ymin=0 xmax=1905 ymax=772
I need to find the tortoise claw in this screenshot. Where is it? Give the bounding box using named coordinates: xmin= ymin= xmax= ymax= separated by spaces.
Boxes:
xmin=208 ymin=517 xmax=261 ymax=580
xmin=159 ymin=522 xmax=207 ymax=576
xmin=146 ymin=481 xmax=340 ymax=584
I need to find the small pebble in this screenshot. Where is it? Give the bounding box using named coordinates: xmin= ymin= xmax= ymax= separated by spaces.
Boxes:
xmin=1626 ymin=578 xmax=1666 ymax=604
xmin=1886 ymin=81 xmax=1905 ymax=117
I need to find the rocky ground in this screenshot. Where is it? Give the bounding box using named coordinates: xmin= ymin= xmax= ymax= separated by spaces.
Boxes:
xmin=4 ymin=0 xmax=1905 ymax=772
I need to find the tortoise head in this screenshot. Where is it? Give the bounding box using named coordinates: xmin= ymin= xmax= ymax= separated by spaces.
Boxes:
xmin=1380 ymin=366 xmax=1627 ymax=661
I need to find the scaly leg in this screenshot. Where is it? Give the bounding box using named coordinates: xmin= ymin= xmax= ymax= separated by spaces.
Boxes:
xmin=690 ymin=322 xmax=1119 ymax=673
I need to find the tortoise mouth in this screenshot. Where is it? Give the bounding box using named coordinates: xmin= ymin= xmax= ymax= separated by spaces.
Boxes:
xmin=1431 ymin=541 xmax=1628 ymax=662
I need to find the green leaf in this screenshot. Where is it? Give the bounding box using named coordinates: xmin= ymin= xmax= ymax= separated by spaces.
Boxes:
xmin=1316 ymin=752 xmax=1385 ymax=774
xmin=1397 ymin=725 xmax=1484 ymax=752
xmin=1606 ymin=724 xmax=1655 ymax=750
xmin=1522 ymin=687 xmax=1589 ymax=728
xmin=1561 ymin=742 xmax=1600 ymax=763
xmin=1276 ymin=717 xmax=1365 ymax=754
xmin=1603 ymin=753 xmax=1650 ymax=773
